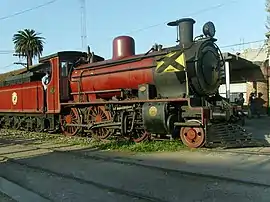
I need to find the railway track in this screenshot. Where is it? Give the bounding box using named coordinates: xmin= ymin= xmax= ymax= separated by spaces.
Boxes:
xmin=53 ymin=148 xmax=270 ymax=188
xmin=206 ymin=147 xmax=270 ymax=156
xmin=1 ymin=139 xmax=270 ymax=201
xmin=2 ymin=141 xmax=270 ymax=189
xmin=0 ymin=156 xmax=168 ymax=202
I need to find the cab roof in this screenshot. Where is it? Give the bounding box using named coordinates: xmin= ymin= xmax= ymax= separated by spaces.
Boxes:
xmin=39 ymin=51 xmax=86 ymax=63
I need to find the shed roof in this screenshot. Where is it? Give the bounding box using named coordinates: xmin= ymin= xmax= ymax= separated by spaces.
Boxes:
xmin=221 ymin=52 xmax=265 ymax=83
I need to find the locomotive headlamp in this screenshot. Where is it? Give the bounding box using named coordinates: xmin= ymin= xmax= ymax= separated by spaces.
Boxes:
xmin=203 ymin=21 xmax=216 ymax=38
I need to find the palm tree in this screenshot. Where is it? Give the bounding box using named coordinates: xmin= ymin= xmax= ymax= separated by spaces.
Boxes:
xmin=13 ymin=29 xmax=45 ymax=70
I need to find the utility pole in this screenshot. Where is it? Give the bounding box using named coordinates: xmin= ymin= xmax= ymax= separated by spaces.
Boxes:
xmin=80 ymin=0 xmax=87 ymax=51
xmin=265 ymin=31 xmax=270 ymax=114
xmin=266 ymin=32 xmax=270 ymax=67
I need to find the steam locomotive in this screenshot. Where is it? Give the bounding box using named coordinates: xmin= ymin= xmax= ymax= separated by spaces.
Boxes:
xmin=0 ymin=18 xmax=253 ymax=148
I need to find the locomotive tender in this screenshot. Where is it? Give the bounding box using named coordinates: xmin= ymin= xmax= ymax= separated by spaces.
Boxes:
xmin=0 ymin=18 xmax=253 ymax=148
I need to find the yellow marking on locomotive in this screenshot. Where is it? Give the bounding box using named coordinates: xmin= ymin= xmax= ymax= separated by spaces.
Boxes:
xmin=163 ymin=65 xmax=180 ymax=72
xmin=166 ymin=52 xmax=176 ymax=58
xmin=156 ymin=52 xmax=187 ymax=73
xmin=175 ymin=53 xmax=186 ymax=68
xmin=157 ymin=60 xmax=164 ymax=68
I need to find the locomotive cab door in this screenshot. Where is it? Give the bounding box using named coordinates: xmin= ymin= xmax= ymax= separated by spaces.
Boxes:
xmin=60 ymin=61 xmax=72 ymax=101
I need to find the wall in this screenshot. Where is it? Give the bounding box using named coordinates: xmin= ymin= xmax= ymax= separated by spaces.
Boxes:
xmin=245 ymin=61 xmax=269 ymax=114
xmin=245 ymin=81 xmax=268 ymax=115
xmin=238 ymin=48 xmax=269 ymax=114
xmin=219 ymin=59 xmax=269 ymax=114
xmin=219 ymin=83 xmax=247 ymax=104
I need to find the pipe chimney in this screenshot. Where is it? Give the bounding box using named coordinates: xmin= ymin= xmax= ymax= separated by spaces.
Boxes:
xmin=167 ymin=18 xmax=196 ymax=48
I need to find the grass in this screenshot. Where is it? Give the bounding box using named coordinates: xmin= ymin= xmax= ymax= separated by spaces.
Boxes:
xmin=0 ymin=129 xmax=187 ymax=153
xmin=91 ymin=139 xmax=186 ymax=152
xmin=0 ymin=129 xmax=93 ymax=146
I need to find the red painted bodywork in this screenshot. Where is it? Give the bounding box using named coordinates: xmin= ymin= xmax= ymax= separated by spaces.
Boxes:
xmin=0 ymin=56 xmax=61 ymax=114
xmin=45 ymin=57 xmax=61 ymax=114
xmin=70 ymin=57 xmax=156 ymax=102
xmin=0 ymin=49 xmax=157 ymax=113
xmin=112 ymin=36 xmax=135 ymax=60
xmin=0 ymin=81 xmax=44 ymax=113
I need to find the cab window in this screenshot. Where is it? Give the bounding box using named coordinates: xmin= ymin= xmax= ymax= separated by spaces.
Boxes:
xmin=61 ymin=61 xmax=68 ymax=77
xmin=61 ymin=61 xmax=73 ymax=77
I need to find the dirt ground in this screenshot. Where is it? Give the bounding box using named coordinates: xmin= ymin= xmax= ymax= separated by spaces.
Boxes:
xmin=244 ymin=115 xmax=270 ymax=144
xmin=0 ymin=192 xmax=16 ymax=202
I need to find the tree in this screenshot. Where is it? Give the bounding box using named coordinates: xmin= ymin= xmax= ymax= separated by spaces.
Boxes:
xmin=266 ymin=0 xmax=270 ymax=30
xmin=12 ymin=29 xmax=45 ymax=70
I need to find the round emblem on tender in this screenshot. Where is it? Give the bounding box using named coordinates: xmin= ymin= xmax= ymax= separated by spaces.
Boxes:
xmin=149 ymin=106 xmax=158 ymax=117
xmin=12 ymin=92 xmax=18 ymax=105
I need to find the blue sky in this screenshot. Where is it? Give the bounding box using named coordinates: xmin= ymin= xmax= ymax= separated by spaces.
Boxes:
xmin=0 ymin=0 xmax=267 ymax=73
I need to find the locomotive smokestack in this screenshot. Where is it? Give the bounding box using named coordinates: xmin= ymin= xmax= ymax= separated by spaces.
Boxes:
xmin=167 ymin=18 xmax=196 ymax=48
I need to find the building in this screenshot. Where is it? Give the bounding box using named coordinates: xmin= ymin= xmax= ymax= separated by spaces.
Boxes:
xmin=218 ymin=47 xmax=269 ymax=114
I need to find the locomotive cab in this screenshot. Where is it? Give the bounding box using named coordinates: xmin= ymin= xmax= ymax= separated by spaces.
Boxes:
xmin=39 ymin=51 xmax=86 ymax=113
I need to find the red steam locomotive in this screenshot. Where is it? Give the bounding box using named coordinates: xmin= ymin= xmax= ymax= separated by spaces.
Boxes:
xmin=0 ymin=18 xmax=253 ymax=148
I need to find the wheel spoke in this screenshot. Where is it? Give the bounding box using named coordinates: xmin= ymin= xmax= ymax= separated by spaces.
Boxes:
xmin=132 ymin=129 xmax=150 ymax=143
xmin=60 ymin=108 xmax=81 ymax=136
xmin=85 ymin=106 xmax=114 ymax=140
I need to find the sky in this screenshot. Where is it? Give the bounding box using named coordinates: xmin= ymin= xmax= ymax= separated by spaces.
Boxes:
xmin=0 ymin=0 xmax=267 ymax=73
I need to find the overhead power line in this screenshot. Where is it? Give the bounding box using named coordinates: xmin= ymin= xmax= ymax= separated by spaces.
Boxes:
xmin=82 ymin=0 xmax=243 ymax=46
xmin=0 ymin=0 xmax=260 ymax=58
xmin=0 ymin=0 xmax=58 ymax=21
xmin=0 ymin=50 xmax=14 ymax=54
xmin=1 ymin=63 xmax=15 ymax=69
xmin=0 ymin=53 xmax=12 ymax=54
xmin=0 ymin=39 xmax=266 ymax=69
xmin=0 ymin=39 xmax=266 ymax=55
xmin=250 ymin=43 xmax=267 ymax=61
xmin=220 ymin=40 xmax=265 ymax=48
xmin=125 ymin=0 xmax=241 ymax=35
xmin=0 ymin=0 xmax=242 ymax=51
